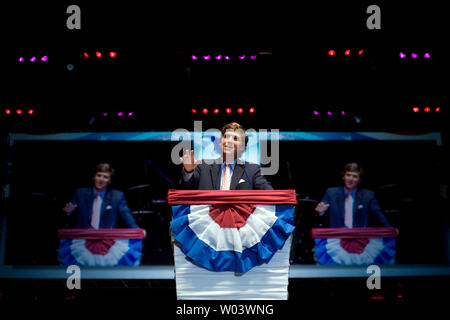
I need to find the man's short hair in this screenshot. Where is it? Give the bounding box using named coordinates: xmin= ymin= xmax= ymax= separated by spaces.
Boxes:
xmin=95 ymin=163 xmax=115 ymax=177
xmin=342 ymin=162 xmax=363 ymax=178
xmin=221 ymin=122 xmax=249 ymax=145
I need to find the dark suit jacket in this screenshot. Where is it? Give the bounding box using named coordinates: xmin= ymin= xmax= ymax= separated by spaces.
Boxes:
xmin=181 ymin=160 xmax=273 ymax=190
xmin=69 ymin=187 xmax=138 ymax=228
xmin=320 ymin=187 xmax=390 ymax=227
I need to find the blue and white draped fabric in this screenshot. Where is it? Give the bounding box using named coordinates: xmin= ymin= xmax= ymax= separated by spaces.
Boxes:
xmin=57 ymin=229 xmax=145 ymax=267
xmin=168 ymin=190 xmax=297 ymax=273
xmin=311 ymin=227 xmax=398 ymax=265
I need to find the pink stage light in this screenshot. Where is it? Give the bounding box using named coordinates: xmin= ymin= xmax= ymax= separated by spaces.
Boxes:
xmin=128 ymin=112 xmax=133 ymax=116
xmin=313 ymin=110 xmax=319 ymax=116
xmin=224 ymin=56 xmax=231 ymax=60
xmin=399 ymin=52 xmax=406 ymax=59
xmin=30 ymin=56 xmax=36 ymax=62
xmin=424 ymin=53 xmax=431 ymax=59
xmin=117 ymin=112 xmax=123 ymax=116
xmin=215 ymin=55 xmax=222 ymax=60
xmin=238 ymin=55 xmax=246 ymax=60
xmin=18 ymin=57 xmax=24 ymax=62
xmin=191 ymin=55 xmax=198 ymax=60
xmin=411 ymin=53 xmax=418 ymax=59
xmin=203 ymin=55 xmax=210 ymax=60
xmin=250 ymin=55 xmax=257 ymax=60
xmin=41 ymin=56 xmax=48 ymax=62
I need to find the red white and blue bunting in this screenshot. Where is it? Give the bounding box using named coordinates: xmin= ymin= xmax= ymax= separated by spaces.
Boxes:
xmin=168 ymin=190 xmax=297 ymax=273
xmin=311 ymin=228 xmax=398 ymax=265
xmin=58 ymin=229 xmax=145 ymax=266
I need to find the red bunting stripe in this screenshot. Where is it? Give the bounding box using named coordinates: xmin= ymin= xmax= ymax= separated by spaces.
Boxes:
xmin=167 ymin=189 xmax=298 ymax=205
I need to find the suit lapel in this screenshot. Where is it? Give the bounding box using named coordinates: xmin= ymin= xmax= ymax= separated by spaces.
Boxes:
xmin=338 ymin=187 xmax=346 ymax=225
xmin=210 ymin=162 xmax=221 ymax=190
xmin=230 ymin=164 xmax=245 ymax=190
xmin=353 ymin=189 xmax=363 ymax=227
xmin=100 ymin=190 xmax=112 ymax=227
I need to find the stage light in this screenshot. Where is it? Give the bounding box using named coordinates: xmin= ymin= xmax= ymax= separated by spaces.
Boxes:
xmin=411 ymin=53 xmax=418 ymax=59
xmin=250 ymin=55 xmax=257 ymax=60
xmin=83 ymin=52 xmax=90 ymax=58
xmin=16 ymin=109 xmax=23 ymax=115
xmin=18 ymin=57 xmax=24 ymax=62
xmin=28 ymin=109 xmax=34 ymax=115
xmin=435 ymin=107 xmax=440 ymax=112
xmin=344 ymin=50 xmax=351 ymax=56
xmin=327 ymin=111 xmax=333 ymax=116
xmin=358 ymin=49 xmax=364 ymax=55
xmin=41 ymin=56 xmax=48 ymax=62
xmin=117 ymin=112 xmax=123 ymax=116
xmin=96 ymin=51 xmax=102 ymax=58
xmin=225 ymin=108 xmax=232 ymax=114
xmin=412 ymin=107 xmax=419 ymax=113
xmin=213 ymin=108 xmax=220 ymax=114
xmin=424 ymin=53 xmax=431 ymax=59
xmin=202 ymin=108 xmax=209 ymax=114
xmin=238 ymin=55 xmax=246 ymax=60
xmin=215 ymin=55 xmax=222 ymax=60
xmin=203 ymin=55 xmax=210 ymax=60
xmin=109 ymin=51 xmax=117 ymax=58
xmin=249 ymin=107 xmax=255 ymax=113
xmin=191 ymin=108 xmax=197 ymax=114
xmin=5 ymin=109 xmax=11 ymax=115
xmin=224 ymin=56 xmax=231 ymax=60
xmin=30 ymin=56 xmax=36 ymax=62
xmin=103 ymin=112 xmax=108 ymax=116
xmin=328 ymin=50 xmax=335 ymax=56
xmin=313 ymin=110 xmax=319 ymax=116
xmin=191 ymin=55 xmax=198 ymax=60
xmin=424 ymin=107 xmax=430 ymax=112
xmin=341 ymin=110 xmax=346 ymax=115
xmin=237 ymin=108 xmax=244 ymax=114
xmin=399 ymin=52 xmax=406 ymax=59
xmin=128 ymin=112 xmax=133 ymax=117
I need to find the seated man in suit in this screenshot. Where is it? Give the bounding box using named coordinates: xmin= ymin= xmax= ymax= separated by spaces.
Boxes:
xmin=180 ymin=122 xmax=273 ymax=190
xmin=63 ymin=163 xmax=139 ymax=228
xmin=315 ymin=162 xmax=391 ymax=228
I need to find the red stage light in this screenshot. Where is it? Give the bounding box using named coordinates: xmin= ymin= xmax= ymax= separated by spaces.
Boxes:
xmin=225 ymin=108 xmax=232 ymax=114
xmin=328 ymin=50 xmax=335 ymax=56
xmin=412 ymin=107 xmax=419 ymax=113
xmin=5 ymin=109 xmax=11 ymax=115
xmin=424 ymin=107 xmax=430 ymax=112
xmin=344 ymin=49 xmax=351 ymax=56
xmin=435 ymin=107 xmax=440 ymax=112
xmin=83 ymin=52 xmax=90 ymax=58
xmin=213 ymin=108 xmax=220 ymax=114
xmin=28 ymin=109 xmax=34 ymax=115
xmin=249 ymin=107 xmax=255 ymax=113
xmin=237 ymin=108 xmax=244 ymax=114
xmin=202 ymin=108 xmax=209 ymax=114
xmin=358 ymin=49 xmax=364 ymax=55
xmin=191 ymin=108 xmax=197 ymax=114
xmin=16 ymin=109 xmax=23 ymax=115
xmin=95 ymin=51 xmax=102 ymax=58
xmin=109 ymin=51 xmax=117 ymax=58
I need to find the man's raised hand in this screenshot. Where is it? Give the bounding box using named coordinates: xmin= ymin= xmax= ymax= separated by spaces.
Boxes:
xmin=180 ymin=149 xmax=201 ymax=173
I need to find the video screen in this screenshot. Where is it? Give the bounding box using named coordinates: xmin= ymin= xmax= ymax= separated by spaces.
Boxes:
xmin=2 ymin=132 xmax=446 ymax=269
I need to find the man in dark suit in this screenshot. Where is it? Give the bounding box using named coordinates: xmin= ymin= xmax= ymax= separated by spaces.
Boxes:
xmin=63 ymin=163 xmax=138 ymax=228
xmin=180 ymin=122 xmax=273 ymax=190
xmin=315 ymin=162 xmax=390 ymax=228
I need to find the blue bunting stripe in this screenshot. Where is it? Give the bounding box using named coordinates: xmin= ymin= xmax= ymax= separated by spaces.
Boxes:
xmin=314 ymin=237 xmax=396 ymax=265
xmin=58 ymin=239 xmax=143 ymax=266
xmin=170 ymin=204 xmax=295 ymax=273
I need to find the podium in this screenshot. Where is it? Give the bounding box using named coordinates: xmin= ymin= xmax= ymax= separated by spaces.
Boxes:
xmin=168 ymin=189 xmax=297 ymax=300
xmin=58 ymin=228 xmax=146 ymax=266
xmin=311 ymin=227 xmax=398 ymax=265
